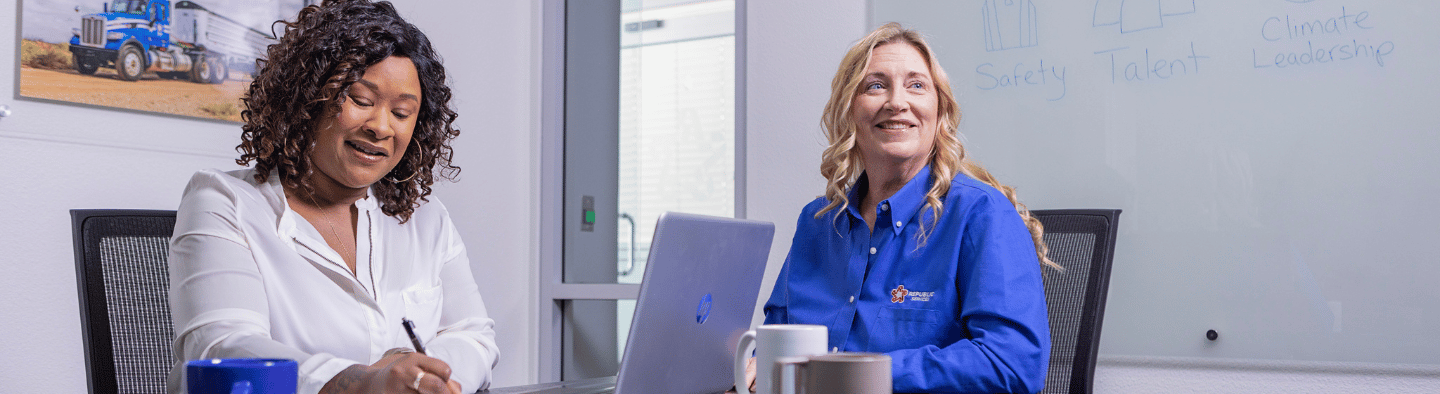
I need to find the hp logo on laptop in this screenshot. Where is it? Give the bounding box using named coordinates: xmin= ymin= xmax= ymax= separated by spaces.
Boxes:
xmin=696 ymin=293 xmax=713 ymax=324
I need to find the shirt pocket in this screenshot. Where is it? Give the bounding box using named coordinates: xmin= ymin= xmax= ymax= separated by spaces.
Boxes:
xmin=401 ymin=284 xmax=445 ymax=344
xmin=872 ymin=306 xmax=947 ymax=351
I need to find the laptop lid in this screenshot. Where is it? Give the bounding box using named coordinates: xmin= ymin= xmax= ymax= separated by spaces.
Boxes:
xmin=612 ymin=212 xmax=775 ymax=394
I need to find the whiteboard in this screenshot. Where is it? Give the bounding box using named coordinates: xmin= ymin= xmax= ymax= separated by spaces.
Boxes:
xmin=870 ymin=0 xmax=1440 ymax=364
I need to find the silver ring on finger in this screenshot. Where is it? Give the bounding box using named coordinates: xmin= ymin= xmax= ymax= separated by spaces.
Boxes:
xmin=412 ymin=371 xmax=426 ymax=391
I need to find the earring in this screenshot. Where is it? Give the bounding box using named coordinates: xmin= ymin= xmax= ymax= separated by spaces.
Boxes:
xmin=387 ymin=146 xmax=425 ymax=183
xmin=387 ymin=167 xmax=421 ymax=183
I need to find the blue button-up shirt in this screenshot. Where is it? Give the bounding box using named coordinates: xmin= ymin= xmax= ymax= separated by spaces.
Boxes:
xmin=764 ymin=166 xmax=1049 ymax=393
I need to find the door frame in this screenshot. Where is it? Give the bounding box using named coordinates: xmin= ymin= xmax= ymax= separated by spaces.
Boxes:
xmin=537 ymin=0 xmax=747 ymax=382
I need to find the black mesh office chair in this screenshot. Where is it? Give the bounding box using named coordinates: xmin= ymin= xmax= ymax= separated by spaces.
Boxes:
xmin=1032 ymin=209 xmax=1121 ymax=394
xmin=71 ymin=209 xmax=178 ymax=394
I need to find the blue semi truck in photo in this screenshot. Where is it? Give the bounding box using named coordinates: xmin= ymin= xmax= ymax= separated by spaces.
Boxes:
xmin=68 ymin=0 xmax=274 ymax=83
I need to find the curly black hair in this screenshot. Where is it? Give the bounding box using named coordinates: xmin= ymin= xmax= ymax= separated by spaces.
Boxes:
xmin=236 ymin=0 xmax=459 ymax=223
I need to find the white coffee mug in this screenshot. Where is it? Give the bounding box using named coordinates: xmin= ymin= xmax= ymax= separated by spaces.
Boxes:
xmin=733 ymin=324 xmax=827 ymax=394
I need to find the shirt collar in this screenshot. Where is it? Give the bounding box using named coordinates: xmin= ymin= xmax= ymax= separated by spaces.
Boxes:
xmin=263 ymin=170 xmax=378 ymax=238
xmin=261 ymin=170 xmax=301 ymax=240
xmin=846 ymin=165 xmax=934 ymax=235
xmin=884 ymin=165 xmax=932 ymax=235
xmin=844 ymin=175 xmax=867 ymax=221
xmin=353 ymin=192 xmax=379 ymax=212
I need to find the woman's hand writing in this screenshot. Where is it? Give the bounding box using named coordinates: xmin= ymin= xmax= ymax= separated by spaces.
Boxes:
xmin=320 ymin=352 xmax=462 ymax=394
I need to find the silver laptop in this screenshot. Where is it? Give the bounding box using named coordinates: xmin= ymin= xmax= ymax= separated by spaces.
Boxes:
xmin=488 ymin=212 xmax=774 ymax=394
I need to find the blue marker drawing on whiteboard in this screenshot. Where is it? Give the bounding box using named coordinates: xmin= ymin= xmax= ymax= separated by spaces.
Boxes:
xmin=982 ymin=0 xmax=1039 ymax=52
xmin=1094 ymin=42 xmax=1210 ymax=84
xmin=1094 ymin=0 xmax=1196 ymax=34
xmin=1250 ymin=7 xmax=1394 ymax=69
xmin=974 ymin=60 xmax=1067 ymax=101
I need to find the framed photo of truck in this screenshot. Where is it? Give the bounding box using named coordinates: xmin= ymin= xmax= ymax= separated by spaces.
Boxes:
xmin=18 ymin=0 xmax=310 ymax=122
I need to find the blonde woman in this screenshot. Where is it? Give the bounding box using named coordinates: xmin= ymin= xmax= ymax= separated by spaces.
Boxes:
xmin=761 ymin=23 xmax=1055 ymax=393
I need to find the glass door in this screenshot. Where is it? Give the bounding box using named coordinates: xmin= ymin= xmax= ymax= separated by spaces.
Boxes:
xmin=541 ymin=0 xmax=739 ymax=382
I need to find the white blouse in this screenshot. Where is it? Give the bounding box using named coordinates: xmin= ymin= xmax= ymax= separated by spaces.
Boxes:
xmin=166 ymin=168 xmax=499 ymax=394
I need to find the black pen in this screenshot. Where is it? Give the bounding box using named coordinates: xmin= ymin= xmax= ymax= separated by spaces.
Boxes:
xmin=401 ymin=318 xmax=427 ymax=354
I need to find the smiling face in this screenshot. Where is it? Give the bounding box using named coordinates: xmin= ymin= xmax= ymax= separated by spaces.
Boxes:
xmin=851 ymin=42 xmax=939 ymax=173
xmin=309 ymin=55 xmax=422 ymax=192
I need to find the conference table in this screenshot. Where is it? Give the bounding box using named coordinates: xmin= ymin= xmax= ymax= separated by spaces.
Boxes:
xmin=478 ymin=376 xmax=743 ymax=394
xmin=477 ymin=376 xmax=615 ymax=394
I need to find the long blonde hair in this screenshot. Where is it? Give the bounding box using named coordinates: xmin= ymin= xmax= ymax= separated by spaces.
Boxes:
xmin=816 ymin=22 xmax=1058 ymax=270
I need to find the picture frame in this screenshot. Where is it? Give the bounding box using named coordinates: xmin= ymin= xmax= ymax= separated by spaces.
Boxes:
xmin=17 ymin=0 xmax=310 ymax=123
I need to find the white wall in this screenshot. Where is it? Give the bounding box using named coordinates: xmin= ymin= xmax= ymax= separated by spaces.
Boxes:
xmin=387 ymin=0 xmax=537 ymax=388
xmin=742 ymin=0 xmax=867 ymax=328
xmin=0 ymin=0 xmax=536 ymax=390
xmin=740 ymin=0 xmax=1440 ymax=393
xmin=1 ymin=2 xmax=237 ymax=393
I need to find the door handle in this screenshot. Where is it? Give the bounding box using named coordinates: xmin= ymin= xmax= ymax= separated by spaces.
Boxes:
xmin=618 ymin=212 xmax=637 ymax=276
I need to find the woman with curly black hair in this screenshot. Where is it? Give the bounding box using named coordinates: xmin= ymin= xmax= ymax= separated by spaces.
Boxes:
xmin=166 ymin=1 xmax=496 ymax=393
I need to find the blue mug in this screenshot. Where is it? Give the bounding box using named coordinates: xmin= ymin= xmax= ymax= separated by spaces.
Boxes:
xmin=186 ymin=358 xmax=298 ymax=394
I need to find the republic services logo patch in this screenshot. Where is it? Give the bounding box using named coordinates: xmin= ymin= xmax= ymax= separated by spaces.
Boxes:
xmin=891 ymin=285 xmax=909 ymax=303
xmin=891 ymin=284 xmax=935 ymax=303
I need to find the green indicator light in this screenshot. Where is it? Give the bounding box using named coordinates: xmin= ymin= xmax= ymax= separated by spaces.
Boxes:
xmin=584 ymin=211 xmax=596 ymax=223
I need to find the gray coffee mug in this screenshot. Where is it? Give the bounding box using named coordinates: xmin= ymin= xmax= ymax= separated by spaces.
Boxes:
xmin=776 ymin=352 xmax=891 ymax=394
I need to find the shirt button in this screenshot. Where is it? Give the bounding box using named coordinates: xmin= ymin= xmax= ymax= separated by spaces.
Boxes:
xmin=832 ymin=347 xmax=839 ymax=353
xmin=849 ymin=296 xmax=855 ymax=303
xmin=895 ymin=221 xmax=903 ymax=228
xmin=869 ymin=247 xmax=877 ymax=254
xmin=880 ymin=203 xmax=889 ymax=211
